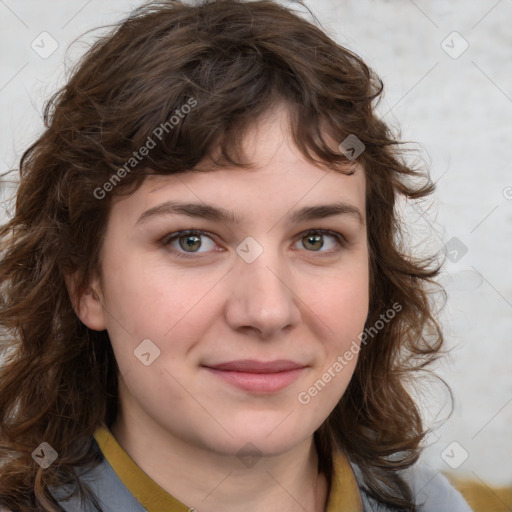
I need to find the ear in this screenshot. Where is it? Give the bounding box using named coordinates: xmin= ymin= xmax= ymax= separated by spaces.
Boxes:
xmin=64 ymin=271 xmax=107 ymax=331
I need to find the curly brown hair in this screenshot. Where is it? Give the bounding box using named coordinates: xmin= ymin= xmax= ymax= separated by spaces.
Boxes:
xmin=0 ymin=1 xmax=447 ymax=510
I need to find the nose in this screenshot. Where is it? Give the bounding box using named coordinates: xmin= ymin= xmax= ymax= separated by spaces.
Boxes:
xmin=224 ymin=247 xmax=301 ymax=338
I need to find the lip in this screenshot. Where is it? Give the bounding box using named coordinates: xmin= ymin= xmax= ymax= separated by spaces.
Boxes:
xmin=203 ymin=359 xmax=307 ymax=393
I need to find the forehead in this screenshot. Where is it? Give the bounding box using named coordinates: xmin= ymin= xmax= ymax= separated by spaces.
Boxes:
xmin=111 ymin=107 xmax=366 ymax=226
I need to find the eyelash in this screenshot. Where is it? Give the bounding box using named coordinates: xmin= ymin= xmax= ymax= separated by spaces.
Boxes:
xmin=159 ymin=229 xmax=348 ymax=259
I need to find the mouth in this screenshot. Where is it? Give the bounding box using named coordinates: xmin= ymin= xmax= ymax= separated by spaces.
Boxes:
xmin=202 ymin=359 xmax=307 ymax=393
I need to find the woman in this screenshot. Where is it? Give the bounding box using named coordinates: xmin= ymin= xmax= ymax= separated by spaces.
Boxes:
xmin=0 ymin=1 xmax=472 ymax=510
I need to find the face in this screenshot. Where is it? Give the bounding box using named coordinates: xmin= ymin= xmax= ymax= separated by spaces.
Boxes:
xmin=78 ymin=106 xmax=369 ymax=458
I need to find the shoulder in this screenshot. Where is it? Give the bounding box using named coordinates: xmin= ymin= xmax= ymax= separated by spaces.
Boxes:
xmin=349 ymin=461 xmax=474 ymax=511
xmin=51 ymin=456 xmax=146 ymax=511
xmin=1 ymin=458 xmax=146 ymax=512
xmin=401 ymin=463 xmax=473 ymax=511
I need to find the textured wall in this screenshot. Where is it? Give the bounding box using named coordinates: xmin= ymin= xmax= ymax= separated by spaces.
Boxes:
xmin=1 ymin=0 xmax=511 ymax=487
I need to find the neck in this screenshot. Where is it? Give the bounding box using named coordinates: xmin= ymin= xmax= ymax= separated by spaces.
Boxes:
xmin=111 ymin=413 xmax=329 ymax=512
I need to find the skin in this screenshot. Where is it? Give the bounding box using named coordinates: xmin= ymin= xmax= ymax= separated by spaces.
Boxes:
xmin=74 ymin=105 xmax=369 ymax=512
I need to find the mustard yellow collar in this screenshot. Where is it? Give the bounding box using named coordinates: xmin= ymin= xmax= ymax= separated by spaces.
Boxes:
xmin=93 ymin=427 xmax=363 ymax=512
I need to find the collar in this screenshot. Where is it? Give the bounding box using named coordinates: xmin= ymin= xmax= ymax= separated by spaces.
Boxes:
xmin=93 ymin=427 xmax=363 ymax=512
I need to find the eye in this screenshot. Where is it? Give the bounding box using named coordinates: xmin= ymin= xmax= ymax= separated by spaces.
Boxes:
xmin=293 ymin=230 xmax=346 ymax=254
xmin=160 ymin=228 xmax=347 ymax=259
xmin=162 ymin=230 xmax=219 ymax=257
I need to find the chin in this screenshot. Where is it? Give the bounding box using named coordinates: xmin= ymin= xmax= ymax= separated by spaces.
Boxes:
xmin=204 ymin=421 xmax=314 ymax=459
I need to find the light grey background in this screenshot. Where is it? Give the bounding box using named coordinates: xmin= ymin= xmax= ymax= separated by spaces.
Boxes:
xmin=1 ymin=0 xmax=511 ymax=487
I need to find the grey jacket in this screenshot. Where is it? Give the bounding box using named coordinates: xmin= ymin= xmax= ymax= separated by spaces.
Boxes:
xmin=48 ymin=455 xmax=473 ymax=512
xmin=351 ymin=463 xmax=473 ymax=511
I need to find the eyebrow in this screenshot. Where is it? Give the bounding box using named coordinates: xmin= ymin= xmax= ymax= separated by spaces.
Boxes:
xmin=135 ymin=200 xmax=364 ymax=227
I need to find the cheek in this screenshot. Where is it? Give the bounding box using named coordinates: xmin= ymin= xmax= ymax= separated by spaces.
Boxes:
xmin=99 ymin=259 xmax=227 ymax=390
xmin=101 ymin=265 xmax=219 ymax=415
xmin=296 ymin=273 xmax=368 ymax=417
xmin=309 ymin=258 xmax=369 ymax=340
xmin=101 ymin=252 xmax=222 ymax=338
xmin=304 ymin=257 xmax=369 ymax=395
